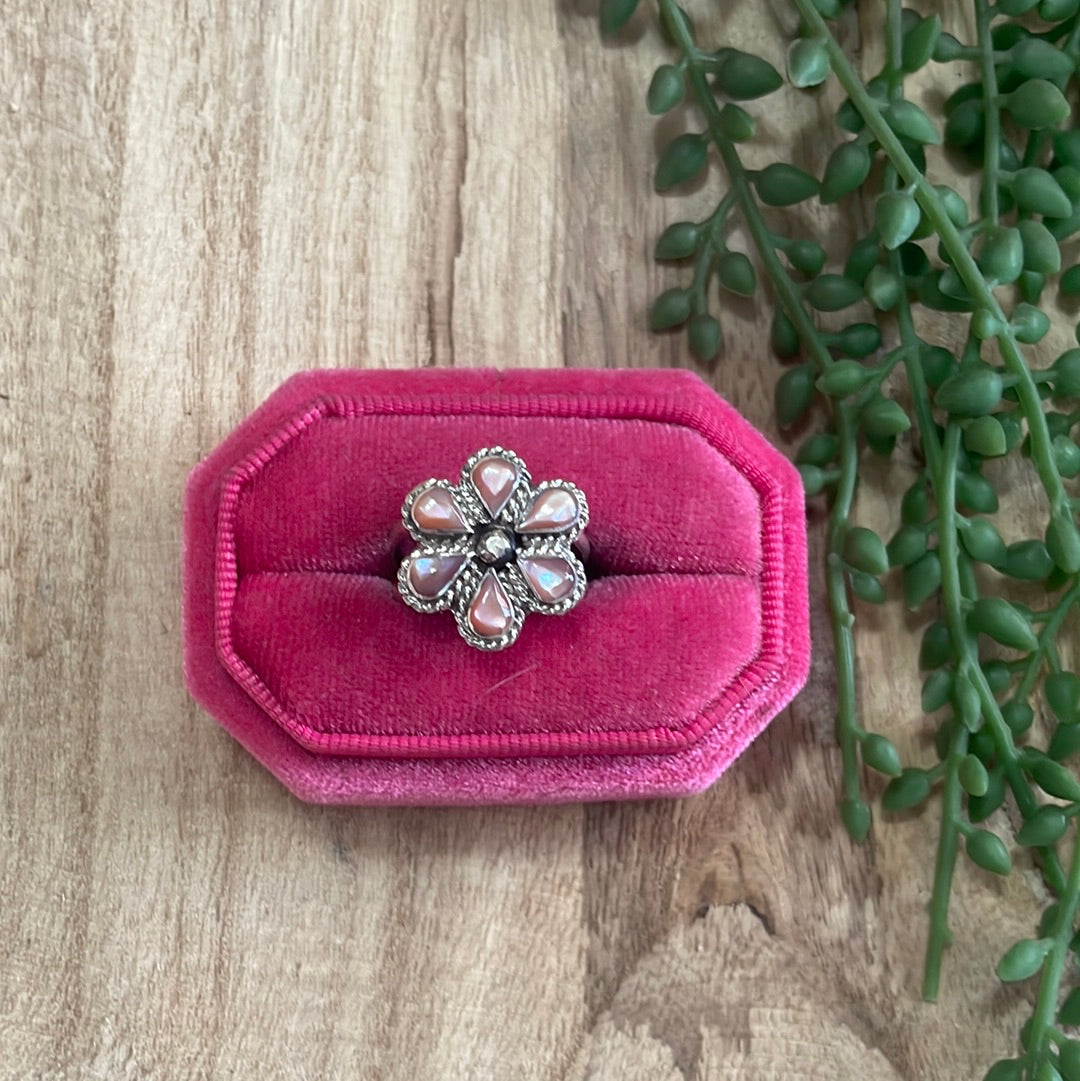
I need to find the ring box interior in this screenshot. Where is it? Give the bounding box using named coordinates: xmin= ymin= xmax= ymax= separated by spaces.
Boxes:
xmin=183 ymin=367 xmax=810 ymax=805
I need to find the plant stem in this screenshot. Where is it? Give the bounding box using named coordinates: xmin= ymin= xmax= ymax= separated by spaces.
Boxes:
xmin=792 ymin=0 xmax=1074 ymax=530
xmin=661 ymin=0 xmax=867 ymax=815
xmin=1026 ymin=834 xmax=1080 ymax=1073
xmin=974 ymin=0 xmax=1000 ymax=223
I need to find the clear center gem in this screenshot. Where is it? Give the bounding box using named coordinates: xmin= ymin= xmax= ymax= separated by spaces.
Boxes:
xmin=475 ymin=527 xmax=515 ymax=566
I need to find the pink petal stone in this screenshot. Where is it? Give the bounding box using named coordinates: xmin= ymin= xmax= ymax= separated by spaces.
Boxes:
xmin=408 ymin=553 xmax=467 ymax=599
xmin=468 ymin=571 xmax=514 ymax=638
xmin=411 ymin=486 xmax=469 ymax=534
xmin=517 ymin=488 xmax=579 ymax=533
xmin=518 ymin=555 xmax=575 ymax=604
xmin=471 ymin=456 xmax=519 ymax=517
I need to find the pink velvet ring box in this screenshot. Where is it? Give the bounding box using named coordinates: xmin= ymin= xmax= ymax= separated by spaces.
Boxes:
xmin=182 ymin=367 xmax=810 ymax=805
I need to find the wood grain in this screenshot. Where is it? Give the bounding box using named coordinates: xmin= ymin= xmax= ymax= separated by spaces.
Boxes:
xmin=0 ymin=2 xmax=1051 ymax=1078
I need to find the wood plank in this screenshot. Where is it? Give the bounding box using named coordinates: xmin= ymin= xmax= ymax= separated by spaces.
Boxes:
xmin=0 ymin=1 xmax=1049 ymax=1077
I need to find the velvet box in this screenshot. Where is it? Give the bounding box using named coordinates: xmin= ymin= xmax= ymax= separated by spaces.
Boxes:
xmin=182 ymin=368 xmax=810 ymax=805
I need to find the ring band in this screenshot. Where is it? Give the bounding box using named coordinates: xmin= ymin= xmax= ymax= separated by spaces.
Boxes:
xmin=397 ymin=448 xmax=589 ymax=650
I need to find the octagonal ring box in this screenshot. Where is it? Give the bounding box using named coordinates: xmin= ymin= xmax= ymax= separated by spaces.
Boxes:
xmin=182 ymin=367 xmax=810 ymax=805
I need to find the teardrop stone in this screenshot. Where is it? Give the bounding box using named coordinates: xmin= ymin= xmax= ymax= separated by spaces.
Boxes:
xmin=518 ymin=555 xmax=575 ymax=604
xmin=468 ymin=571 xmax=514 ymax=638
xmin=517 ymin=488 xmax=579 ymax=533
xmin=408 ymin=553 xmax=467 ymax=599
xmin=411 ymin=486 xmax=469 ymax=534
xmin=471 ymin=456 xmax=518 ymax=517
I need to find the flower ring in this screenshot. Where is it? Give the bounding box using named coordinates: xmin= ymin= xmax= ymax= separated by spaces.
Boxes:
xmin=398 ymin=448 xmax=589 ymax=650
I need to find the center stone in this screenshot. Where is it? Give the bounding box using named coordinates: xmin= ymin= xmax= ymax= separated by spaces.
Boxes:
xmin=475 ymin=526 xmax=515 ymax=567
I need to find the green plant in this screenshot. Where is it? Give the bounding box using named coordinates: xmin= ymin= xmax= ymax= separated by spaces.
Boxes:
xmin=600 ymin=0 xmax=1080 ymax=1076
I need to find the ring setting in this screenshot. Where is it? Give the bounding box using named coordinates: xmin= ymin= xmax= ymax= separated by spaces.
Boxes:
xmin=398 ymin=448 xmax=589 ymax=650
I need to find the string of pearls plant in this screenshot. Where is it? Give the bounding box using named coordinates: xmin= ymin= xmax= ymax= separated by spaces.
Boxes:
xmin=600 ymin=0 xmax=1080 ymax=1076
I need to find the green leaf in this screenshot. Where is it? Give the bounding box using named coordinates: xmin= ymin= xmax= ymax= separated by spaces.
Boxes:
xmin=955 ymin=472 xmax=999 ymax=515
xmin=864 ymin=265 xmax=902 ymax=311
xmin=646 ymin=65 xmax=685 ymax=115
xmin=1003 ymin=700 xmax=1035 ymax=736
xmin=654 ymin=221 xmax=701 ymax=260
xmin=1042 ymin=0 xmax=1080 ymax=20
xmin=775 ymin=364 xmax=816 ymax=427
xmin=1060 ymin=988 xmax=1080 ymax=1027
xmin=820 ymin=141 xmax=872 ymax=204
xmin=1003 ymin=539 xmax=1055 ymax=581
xmin=969 ymin=769 xmax=1006 ymax=822
xmin=963 ymin=416 xmax=1007 ymax=458
xmin=714 ymin=51 xmax=783 ymax=100
xmin=935 ymin=184 xmax=969 ymax=228
xmin=1054 ymin=435 xmax=1080 ymax=477
xmin=885 ymin=100 xmax=941 ymax=145
xmin=844 ymin=233 xmax=880 ymax=283
xmin=966 ymin=829 xmax=1012 ymax=875
xmin=1053 ymin=349 xmax=1080 ymax=395
xmin=861 ymin=733 xmax=901 ymax=776
xmin=882 ymin=768 xmax=932 ymax=811
xmin=650 ymin=288 xmax=692 ymax=331
xmin=1017 ymin=805 xmax=1068 ymax=846
xmin=904 ymin=551 xmax=941 ymax=609
xmin=787 ymin=38 xmax=830 ymax=88
xmin=848 ymin=569 xmax=885 ymax=604
xmin=754 ymin=163 xmax=820 ymax=206
xmin=875 ymin=191 xmax=921 ymax=250
xmin=920 ymin=345 xmax=955 ymax=388
xmin=687 ymin=314 xmax=722 ymax=363
xmin=796 ymin=433 xmax=839 ymax=466
xmin=1029 ymin=756 xmax=1080 ymax=801
xmin=1047 ymin=512 xmax=1080 ymax=573
xmin=599 ymin=0 xmax=638 ymax=35
xmin=770 ymin=311 xmax=800 ymax=359
xmin=842 ymin=526 xmax=888 ymax=575
xmin=1059 ymin=1040 xmax=1080 ymax=1081
xmin=1046 ymin=671 xmax=1080 ymax=725
xmin=1013 ymin=38 xmax=1075 ymax=81
xmin=717 ymin=103 xmax=756 ymax=142
xmin=805 ymin=273 xmax=862 ymax=311
xmin=983 ymin=660 xmax=1012 ymax=695
xmin=817 ymin=360 xmax=871 ymax=398
xmin=919 ymin=622 xmax=953 ymax=670
xmin=968 ymin=597 xmax=1038 ymax=651
xmin=840 ymin=796 xmax=871 ymax=841
xmin=983 ymin=1060 xmax=1024 ymax=1081
xmin=1007 ymin=79 xmax=1071 ymax=130
xmin=1049 ymin=721 xmax=1080 ymax=761
xmin=1012 ymin=167 xmax=1074 ymax=218
xmin=718 ymin=251 xmax=757 ymax=297
xmin=945 ymin=100 xmax=984 ymax=150
xmin=935 ymin=365 xmax=1003 ymax=417
xmin=655 ymin=134 xmax=708 ymax=192
xmin=887 ymin=525 xmax=927 ymax=567
xmin=798 ymin=463 xmax=825 ymax=497
xmin=954 ymin=675 xmax=982 ymax=732
xmin=922 ymin=668 xmax=954 ymax=712
xmin=901 ymin=15 xmax=941 ymax=72
xmin=835 ymin=323 xmax=881 ymax=359
xmin=901 ymin=482 xmax=928 ymax=526
xmin=1013 ymin=303 xmax=1051 ymax=345
xmin=786 ymin=239 xmax=826 ymax=277
xmin=996 ymin=938 xmax=1052 ymax=981
xmin=862 ymin=397 xmax=911 ymax=439
xmin=977 ymin=226 xmax=1024 ymax=284
xmin=1017 ymin=219 xmax=1062 ymax=274
xmin=959 ymin=754 xmax=989 ymax=797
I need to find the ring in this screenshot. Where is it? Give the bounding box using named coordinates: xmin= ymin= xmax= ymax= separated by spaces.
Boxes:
xmin=398 ymin=448 xmax=589 ymax=650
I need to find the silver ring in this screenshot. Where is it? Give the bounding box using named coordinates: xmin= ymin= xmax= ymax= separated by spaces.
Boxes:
xmin=397 ymin=448 xmax=590 ymax=650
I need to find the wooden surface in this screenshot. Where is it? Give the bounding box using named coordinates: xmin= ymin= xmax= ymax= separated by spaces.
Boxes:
xmin=0 ymin=2 xmax=1051 ymax=1078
